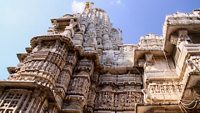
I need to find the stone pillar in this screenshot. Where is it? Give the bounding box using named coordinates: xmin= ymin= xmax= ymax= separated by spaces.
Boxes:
xmin=55 ymin=52 xmax=77 ymax=108
xmin=86 ymin=84 xmax=96 ymax=113
xmin=63 ymin=58 xmax=94 ymax=113
xmin=86 ymin=72 xmax=98 ymax=113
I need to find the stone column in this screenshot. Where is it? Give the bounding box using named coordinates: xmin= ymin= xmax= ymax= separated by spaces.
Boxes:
xmin=55 ymin=52 xmax=77 ymax=108
xmin=86 ymin=84 xmax=96 ymax=113
xmin=63 ymin=58 xmax=94 ymax=113
xmin=86 ymin=72 xmax=99 ymax=113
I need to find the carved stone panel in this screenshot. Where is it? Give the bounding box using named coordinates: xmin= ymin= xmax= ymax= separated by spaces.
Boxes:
xmin=95 ymin=91 xmax=143 ymax=111
xmin=68 ymin=77 xmax=90 ymax=98
xmin=95 ymin=91 xmax=114 ymax=109
xmin=144 ymin=82 xmax=183 ymax=102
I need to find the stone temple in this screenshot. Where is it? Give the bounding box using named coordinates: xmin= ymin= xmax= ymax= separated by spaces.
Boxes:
xmin=1 ymin=2 xmax=200 ymax=113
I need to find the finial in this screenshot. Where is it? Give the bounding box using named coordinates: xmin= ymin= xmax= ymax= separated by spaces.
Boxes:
xmin=84 ymin=2 xmax=94 ymax=11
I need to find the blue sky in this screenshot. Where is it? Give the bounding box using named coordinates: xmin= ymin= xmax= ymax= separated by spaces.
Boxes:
xmin=0 ymin=0 xmax=199 ymax=79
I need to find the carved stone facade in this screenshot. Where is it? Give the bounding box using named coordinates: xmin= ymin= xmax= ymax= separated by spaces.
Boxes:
xmin=1 ymin=2 xmax=200 ymax=113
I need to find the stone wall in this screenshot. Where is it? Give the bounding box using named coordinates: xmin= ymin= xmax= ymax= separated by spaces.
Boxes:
xmin=1 ymin=2 xmax=200 ymax=113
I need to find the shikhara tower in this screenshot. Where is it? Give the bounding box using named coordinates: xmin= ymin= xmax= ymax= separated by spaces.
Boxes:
xmin=1 ymin=2 xmax=200 ymax=113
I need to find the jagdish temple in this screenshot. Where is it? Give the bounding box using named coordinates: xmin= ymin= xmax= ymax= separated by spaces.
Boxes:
xmin=1 ymin=2 xmax=200 ymax=113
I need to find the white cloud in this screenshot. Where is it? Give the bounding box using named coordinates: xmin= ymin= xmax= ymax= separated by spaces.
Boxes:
xmin=116 ymin=0 xmax=121 ymax=4
xmin=110 ymin=0 xmax=122 ymax=5
xmin=72 ymin=0 xmax=85 ymax=13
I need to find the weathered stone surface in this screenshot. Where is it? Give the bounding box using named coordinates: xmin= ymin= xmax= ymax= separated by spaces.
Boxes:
xmin=1 ymin=2 xmax=200 ymax=113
